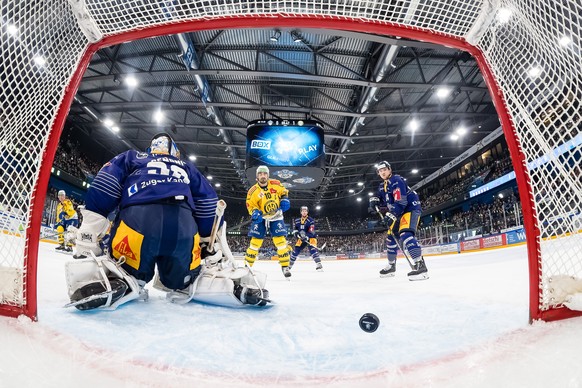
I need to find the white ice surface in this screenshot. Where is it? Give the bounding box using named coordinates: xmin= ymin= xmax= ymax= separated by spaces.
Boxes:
xmin=1 ymin=242 xmax=582 ymax=387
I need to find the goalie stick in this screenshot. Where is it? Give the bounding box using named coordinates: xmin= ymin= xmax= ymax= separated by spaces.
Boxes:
xmin=375 ymin=206 xmax=415 ymax=269
xmin=207 ymin=200 xmax=272 ymax=304
xmin=207 ymin=199 xmax=226 ymax=252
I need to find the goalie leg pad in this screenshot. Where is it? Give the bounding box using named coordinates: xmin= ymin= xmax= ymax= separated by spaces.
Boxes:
xmin=65 ymin=256 xmax=148 ymax=310
xmin=182 ymin=266 xmax=269 ymax=307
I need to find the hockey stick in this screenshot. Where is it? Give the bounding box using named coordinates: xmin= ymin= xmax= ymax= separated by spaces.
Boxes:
xmin=210 ymin=200 xmax=272 ymax=304
xmin=208 ymin=199 xmax=226 ymax=252
xmin=297 ymin=236 xmax=326 ymax=251
xmin=375 ymin=206 xmax=415 ymax=269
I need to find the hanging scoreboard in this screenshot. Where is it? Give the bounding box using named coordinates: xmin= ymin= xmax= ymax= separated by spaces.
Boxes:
xmin=246 ymin=119 xmax=325 ymax=189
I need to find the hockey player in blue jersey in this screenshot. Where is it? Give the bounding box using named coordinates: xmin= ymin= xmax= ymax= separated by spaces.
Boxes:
xmin=65 ymin=132 xmax=269 ymax=310
xmin=369 ymin=161 xmax=428 ymax=280
xmin=289 ymin=206 xmax=323 ymax=271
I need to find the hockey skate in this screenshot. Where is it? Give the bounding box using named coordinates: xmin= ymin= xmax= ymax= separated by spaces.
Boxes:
xmin=407 ymin=258 xmax=429 ymax=281
xmin=315 ymin=262 xmax=323 ymax=272
xmin=56 ymin=244 xmax=73 ymax=255
xmin=234 ymin=285 xmax=271 ymax=306
xmin=282 ymin=266 xmax=292 ymax=278
xmin=66 ymin=279 xmax=129 ymax=310
xmin=379 ymin=262 xmax=396 ymax=278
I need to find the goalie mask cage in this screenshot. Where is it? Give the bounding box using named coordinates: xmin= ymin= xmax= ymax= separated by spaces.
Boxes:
xmin=0 ymin=0 xmax=580 ymax=322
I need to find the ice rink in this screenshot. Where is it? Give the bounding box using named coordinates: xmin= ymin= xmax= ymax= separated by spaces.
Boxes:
xmin=1 ymin=241 xmax=582 ymax=387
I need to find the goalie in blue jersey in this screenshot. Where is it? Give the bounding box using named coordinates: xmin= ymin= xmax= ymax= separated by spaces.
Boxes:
xmin=65 ymin=133 xmax=270 ymax=310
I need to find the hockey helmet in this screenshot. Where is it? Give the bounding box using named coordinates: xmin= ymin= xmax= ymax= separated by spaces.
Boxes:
xmin=375 ymin=161 xmax=391 ymax=172
xmin=256 ymin=165 xmax=270 ymax=176
xmin=57 ymin=190 xmax=66 ymax=197
xmin=300 ymin=206 xmax=309 ymax=213
xmin=148 ymin=133 xmax=180 ymax=158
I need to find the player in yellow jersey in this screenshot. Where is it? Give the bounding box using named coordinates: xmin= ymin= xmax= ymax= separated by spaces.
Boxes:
xmin=55 ymin=190 xmax=79 ymax=253
xmin=244 ymin=165 xmax=292 ymax=278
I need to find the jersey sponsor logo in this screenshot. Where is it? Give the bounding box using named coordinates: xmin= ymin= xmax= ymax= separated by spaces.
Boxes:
xmin=250 ymin=139 xmax=271 ymax=150
xmin=128 ymin=183 xmax=138 ymax=197
xmin=113 ymin=235 xmax=138 ymax=262
xmin=393 ymin=188 xmax=402 ymax=201
xmin=270 ymin=188 xmax=277 ymax=194
xmin=136 ymin=152 xmax=148 ymax=159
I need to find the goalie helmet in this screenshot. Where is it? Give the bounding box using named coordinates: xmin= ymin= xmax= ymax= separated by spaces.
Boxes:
xmin=375 ymin=161 xmax=391 ymax=172
xmin=256 ymin=165 xmax=269 ymax=176
xmin=148 ymin=133 xmax=180 ymax=158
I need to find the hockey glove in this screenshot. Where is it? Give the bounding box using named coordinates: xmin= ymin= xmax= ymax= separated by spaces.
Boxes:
xmin=293 ymin=230 xmax=300 ymax=239
xmin=383 ymin=212 xmax=398 ymax=231
xmin=200 ymin=236 xmax=223 ymax=266
xmin=75 ymin=209 xmax=110 ymax=257
xmin=368 ymin=197 xmax=380 ymax=214
xmin=251 ymin=209 xmax=263 ymax=223
xmin=279 ymin=198 xmax=290 ymax=212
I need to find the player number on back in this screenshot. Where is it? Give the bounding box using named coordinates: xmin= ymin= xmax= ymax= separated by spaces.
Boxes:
xmin=147 ymin=161 xmax=190 ymax=184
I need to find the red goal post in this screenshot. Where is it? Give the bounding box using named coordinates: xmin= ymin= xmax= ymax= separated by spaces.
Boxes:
xmin=1 ymin=0 xmax=580 ymax=322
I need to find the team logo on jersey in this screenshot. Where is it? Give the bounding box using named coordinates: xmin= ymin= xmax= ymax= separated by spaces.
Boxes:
xmin=128 ymin=183 xmax=138 ymax=197
xmin=264 ymin=200 xmax=278 ymax=214
xmin=250 ymin=139 xmax=271 ymax=150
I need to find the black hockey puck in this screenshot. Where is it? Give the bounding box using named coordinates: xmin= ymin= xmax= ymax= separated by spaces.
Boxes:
xmin=359 ymin=313 xmax=380 ymax=333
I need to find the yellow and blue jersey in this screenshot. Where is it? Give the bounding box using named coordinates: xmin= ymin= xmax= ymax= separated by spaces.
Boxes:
xmin=245 ymin=179 xmax=289 ymax=219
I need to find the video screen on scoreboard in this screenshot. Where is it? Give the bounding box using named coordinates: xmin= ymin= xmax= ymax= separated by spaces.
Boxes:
xmin=246 ymin=119 xmax=325 ymax=168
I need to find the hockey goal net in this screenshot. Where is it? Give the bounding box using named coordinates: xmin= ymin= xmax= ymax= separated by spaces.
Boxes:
xmin=1 ymin=0 xmax=580 ymax=322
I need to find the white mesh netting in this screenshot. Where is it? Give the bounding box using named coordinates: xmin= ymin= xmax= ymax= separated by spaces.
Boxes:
xmin=1 ymin=0 xmax=580 ymax=320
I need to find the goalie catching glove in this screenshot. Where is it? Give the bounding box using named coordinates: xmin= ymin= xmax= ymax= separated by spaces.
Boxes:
xmin=75 ymin=208 xmax=110 ymax=257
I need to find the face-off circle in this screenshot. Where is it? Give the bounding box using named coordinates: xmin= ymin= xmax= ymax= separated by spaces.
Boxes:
xmin=359 ymin=313 xmax=380 ymax=333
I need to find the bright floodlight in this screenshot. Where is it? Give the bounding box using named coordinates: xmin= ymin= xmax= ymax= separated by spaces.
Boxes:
xmin=125 ymin=75 xmax=138 ymax=88
xmin=528 ymin=66 xmax=542 ymax=78
xmin=103 ymin=118 xmax=114 ymax=127
xmin=436 ymin=87 xmax=450 ymax=99
xmin=315 ymin=205 xmax=321 ymax=210
xmin=559 ymin=36 xmax=572 ymax=46
xmin=7 ymin=24 xmax=18 ymax=36
xmin=356 ymin=197 xmax=362 ymax=202
xmin=450 ymin=134 xmax=459 ymax=141
xmin=409 ymin=119 xmax=419 ymax=131
xmin=207 ymin=175 xmax=213 ymax=181
xmin=111 ymin=126 xmax=120 ymax=133
xmin=349 ymin=189 xmax=355 ymax=193
xmin=497 ymin=8 xmax=512 ymax=23
xmin=153 ymin=110 xmax=164 ymax=123
xmin=215 ymin=183 xmax=221 ymax=188
xmin=33 ymin=56 xmax=46 ymax=67
xmin=357 ymin=182 xmax=364 ymax=186
xmin=189 ymin=155 xmax=196 ymax=161
xmin=456 ymin=127 xmax=467 ymax=136
xmin=411 ymin=169 xmax=419 ymax=174
xmin=368 ymin=192 xmax=374 ymax=196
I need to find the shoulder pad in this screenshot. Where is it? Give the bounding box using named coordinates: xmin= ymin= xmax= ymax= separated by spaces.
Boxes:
xmin=269 ymin=179 xmax=282 ymax=185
